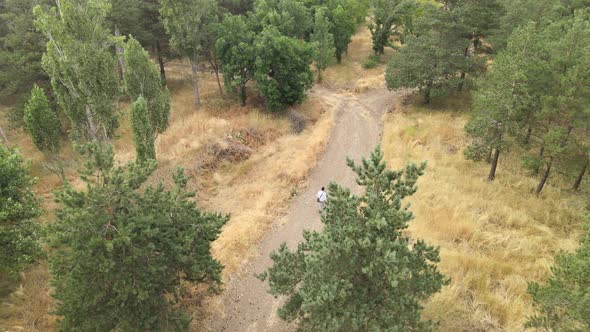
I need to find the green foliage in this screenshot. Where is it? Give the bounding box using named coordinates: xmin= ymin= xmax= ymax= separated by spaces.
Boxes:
xmin=254 ymin=0 xmax=312 ymax=39
xmin=527 ymin=225 xmax=590 ymax=330
xmin=369 ymin=0 xmax=422 ymax=55
xmin=362 ymin=54 xmax=380 ymax=69
xmin=0 ymin=145 xmax=42 ymax=276
xmin=216 ymin=14 xmax=257 ymax=106
xmin=160 ymin=0 xmax=219 ymax=107
xmin=0 ymin=0 xmax=51 ymax=105
xmin=260 ymin=147 xmax=447 ymax=330
xmin=159 ymin=0 xmax=218 ymax=60
xmin=254 ymin=27 xmax=314 ymax=112
xmin=123 ymin=36 xmax=170 ymax=136
xmin=330 ymin=4 xmax=356 ymax=63
xmin=23 ymin=84 xmax=61 ymax=154
xmin=46 ymin=143 xmax=229 ymax=331
xmin=130 ymin=97 xmax=156 ymax=162
xmin=34 ymin=0 xmax=120 ymax=142
xmin=310 ymin=7 xmax=335 ymax=82
xmin=385 ymin=6 xmax=469 ymax=103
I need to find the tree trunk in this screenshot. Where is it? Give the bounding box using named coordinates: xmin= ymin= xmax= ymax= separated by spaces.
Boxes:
xmin=114 ymin=26 xmax=125 ymax=81
xmin=0 ymin=125 xmax=8 ymax=145
xmin=458 ymin=72 xmax=466 ymax=91
xmin=85 ymin=105 xmax=99 ymax=141
xmin=156 ymin=40 xmax=166 ymax=84
xmin=424 ymin=82 xmax=432 ymax=104
xmin=239 ymin=84 xmax=247 ymax=107
xmin=486 ymin=146 xmax=493 ymax=163
xmin=573 ymin=159 xmax=588 ymax=191
xmin=211 ymin=57 xmax=223 ymax=96
xmin=317 ymin=67 xmax=322 ymax=83
xmin=525 ymin=126 xmax=532 ymax=144
xmin=536 ymin=157 xmax=553 ymax=195
xmin=458 ymin=46 xmax=470 ymax=91
xmin=533 ymin=146 xmax=545 ymax=175
xmin=190 ymin=57 xmax=201 ymax=109
xmin=336 ymin=51 xmax=342 ymax=64
xmin=488 ymin=148 xmax=500 ymax=181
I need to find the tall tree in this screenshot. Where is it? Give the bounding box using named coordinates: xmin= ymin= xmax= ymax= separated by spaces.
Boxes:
xmin=23 ymin=84 xmax=61 ymax=155
xmin=369 ymin=0 xmax=421 ymax=55
xmin=216 ymin=14 xmax=257 ymax=106
xmin=330 ymin=4 xmax=356 ymax=63
xmin=160 ymin=0 xmax=219 ymax=109
xmin=260 ymin=147 xmax=447 ymax=330
xmin=253 ymin=0 xmax=312 ymax=39
xmin=253 ymin=26 xmax=314 ymax=112
xmin=528 ymin=10 xmax=590 ymax=195
xmin=464 ymin=24 xmax=545 ymax=181
xmin=0 ymin=0 xmax=51 ymax=105
xmin=385 ymin=6 xmax=468 ymax=103
xmin=0 ymin=145 xmax=42 ymax=277
xmin=34 ymin=0 xmax=120 ymax=142
xmin=46 ymin=144 xmax=229 ymax=331
xmin=310 ymin=7 xmax=335 ymax=82
xmin=123 ymin=36 xmax=170 ymax=137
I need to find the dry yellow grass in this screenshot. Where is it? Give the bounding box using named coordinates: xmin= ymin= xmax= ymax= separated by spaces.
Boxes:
xmin=0 ymin=60 xmax=333 ymax=331
xmin=322 ymin=23 xmax=393 ymax=92
xmin=382 ymin=106 xmax=586 ymax=331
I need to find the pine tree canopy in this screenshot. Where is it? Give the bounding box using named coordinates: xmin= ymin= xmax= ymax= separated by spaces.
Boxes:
xmin=259 ymin=146 xmax=448 ymax=331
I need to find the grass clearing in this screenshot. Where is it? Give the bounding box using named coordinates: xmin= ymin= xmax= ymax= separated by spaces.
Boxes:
xmin=382 ymin=104 xmax=586 ymax=331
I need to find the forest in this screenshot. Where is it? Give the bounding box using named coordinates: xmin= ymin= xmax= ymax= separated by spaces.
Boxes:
xmin=1 ymin=0 xmax=589 ymax=331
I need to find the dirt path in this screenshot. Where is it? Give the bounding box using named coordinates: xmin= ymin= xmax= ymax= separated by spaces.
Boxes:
xmin=206 ymin=86 xmax=398 ymax=331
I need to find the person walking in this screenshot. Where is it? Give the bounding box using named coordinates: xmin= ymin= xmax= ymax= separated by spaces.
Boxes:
xmin=316 ymin=186 xmax=327 ymax=210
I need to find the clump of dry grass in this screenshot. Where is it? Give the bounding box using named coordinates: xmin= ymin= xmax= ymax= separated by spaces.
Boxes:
xmin=382 ymin=108 xmax=586 ymax=331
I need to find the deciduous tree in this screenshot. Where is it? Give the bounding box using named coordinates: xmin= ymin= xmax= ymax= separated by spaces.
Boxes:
xmin=310 ymin=7 xmax=335 ymax=82
xmin=254 ymin=26 xmax=314 ymax=112
xmin=34 ymin=0 xmax=120 ymax=142
xmin=123 ymin=37 xmax=170 ymax=137
xmin=160 ymin=0 xmax=219 ymax=109
xmin=216 ymin=14 xmax=257 ymax=106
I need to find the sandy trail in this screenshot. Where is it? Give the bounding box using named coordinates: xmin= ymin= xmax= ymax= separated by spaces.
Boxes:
xmin=206 ymin=86 xmax=398 ymax=331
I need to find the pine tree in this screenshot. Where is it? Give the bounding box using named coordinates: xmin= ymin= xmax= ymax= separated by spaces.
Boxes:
xmin=527 ymin=226 xmax=590 ymax=330
xmin=0 ymin=145 xmax=42 ymax=276
xmin=527 ymin=10 xmax=590 ymax=195
xmin=46 ymin=143 xmax=229 ymax=331
xmin=310 ymin=7 xmax=335 ymax=82
xmin=130 ymin=97 xmax=156 ymax=162
xmin=23 ymin=84 xmax=61 ymax=154
xmin=385 ymin=6 xmax=469 ymax=103
xmin=0 ymin=0 xmax=51 ymax=104
xmin=123 ymin=36 xmax=170 ymax=137
xmin=259 ymin=147 xmax=448 ymax=330
xmin=34 ymin=0 xmax=120 ymax=142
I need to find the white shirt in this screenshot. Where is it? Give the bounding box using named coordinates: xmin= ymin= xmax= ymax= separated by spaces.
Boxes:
xmin=316 ymin=190 xmax=327 ymax=202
